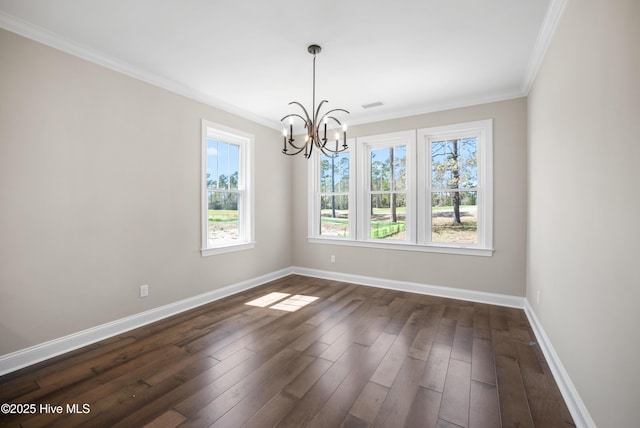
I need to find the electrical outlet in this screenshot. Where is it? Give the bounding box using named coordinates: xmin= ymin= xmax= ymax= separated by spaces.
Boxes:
xmin=330 ymin=255 xmax=336 ymax=263
xmin=140 ymin=284 xmax=149 ymax=298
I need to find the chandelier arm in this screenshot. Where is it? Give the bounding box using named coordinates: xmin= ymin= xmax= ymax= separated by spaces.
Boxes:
xmin=280 ymin=113 xmax=307 ymax=123
xmin=323 ymin=108 xmax=350 ymax=115
xmin=326 ymin=116 xmax=342 ymax=125
xmin=314 ymin=100 xmax=328 ymax=125
xmin=282 ymin=146 xmax=307 ymax=156
xmin=306 ymin=141 xmax=314 ymax=159
xmin=319 ymin=143 xmax=347 ymax=156
xmin=287 ymin=101 xmax=312 ymax=122
xmin=287 ymin=140 xmax=307 ymax=151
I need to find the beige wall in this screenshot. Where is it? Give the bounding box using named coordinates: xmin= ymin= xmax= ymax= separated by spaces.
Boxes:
xmin=292 ymin=98 xmax=528 ymax=297
xmin=0 ymin=29 xmax=293 ymax=355
xmin=527 ymin=0 xmax=640 ymax=426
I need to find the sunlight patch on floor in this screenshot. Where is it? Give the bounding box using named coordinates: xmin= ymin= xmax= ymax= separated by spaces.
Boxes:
xmin=270 ymin=294 xmax=320 ymax=312
xmin=245 ymin=292 xmax=291 ymax=307
xmin=245 ymin=292 xmax=320 ymax=312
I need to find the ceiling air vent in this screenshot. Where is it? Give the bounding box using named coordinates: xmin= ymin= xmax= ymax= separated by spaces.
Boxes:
xmin=362 ymin=101 xmax=384 ymax=109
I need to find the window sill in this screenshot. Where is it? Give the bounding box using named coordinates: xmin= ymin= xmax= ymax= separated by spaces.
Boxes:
xmin=307 ymin=237 xmax=493 ymax=257
xmin=201 ymin=241 xmax=255 ymax=257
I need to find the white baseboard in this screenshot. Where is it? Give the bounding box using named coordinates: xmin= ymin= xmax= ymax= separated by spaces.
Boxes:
xmin=0 ymin=267 xmax=523 ymax=376
xmin=292 ymin=266 xmax=525 ymax=308
xmin=524 ymin=300 xmax=596 ymax=428
xmin=0 ymin=267 xmax=293 ymax=376
xmin=1 ymin=264 xmax=593 ymax=428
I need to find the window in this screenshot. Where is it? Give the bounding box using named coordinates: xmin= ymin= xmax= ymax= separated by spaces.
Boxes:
xmin=309 ymin=142 xmax=355 ymax=239
xmin=201 ymin=120 xmax=254 ymax=256
xmin=417 ymin=120 xmax=493 ymax=252
xmin=358 ymin=131 xmax=415 ymax=243
xmin=308 ymin=120 xmax=493 ymax=256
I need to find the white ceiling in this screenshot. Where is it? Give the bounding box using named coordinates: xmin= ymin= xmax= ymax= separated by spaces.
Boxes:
xmin=0 ymin=0 xmax=559 ymax=131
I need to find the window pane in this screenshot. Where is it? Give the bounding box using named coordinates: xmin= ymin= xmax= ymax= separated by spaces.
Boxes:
xmin=228 ymin=144 xmax=239 ymax=190
xmin=320 ymin=152 xmax=349 ymax=193
xmin=393 ymin=145 xmax=407 ymax=191
xmin=320 ymin=195 xmax=349 ymax=237
xmin=207 ymin=139 xmax=240 ymax=190
xmin=371 ymin=148 xmax=391 ymax=191
xmin=431 ymin=138 xmax=477 ymax=189
xmin=206 ymin=139 xmax=219 ymax=189
xmin=431 ymin=191 xmax=477 ymax=244
xmin=370 ymin=193 xmax=406 ymax=240
xmin=371 ymin=146 xmax=406 ymax=191
xmin=208 ymin=191 xmax=239 ymax=245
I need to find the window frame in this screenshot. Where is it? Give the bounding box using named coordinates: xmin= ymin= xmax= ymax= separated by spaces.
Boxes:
xmin=201 ymin=119 xmax=255 ymax=256
xmin=308 ymin=138 xmax=356 ymax=240
xmin=307 ymin=120 xmax=493 ymax=256
xmin=357 ymin=131 xmax=416 ymax=245
xmin=417 ymin=119 xmax=493 ymax=253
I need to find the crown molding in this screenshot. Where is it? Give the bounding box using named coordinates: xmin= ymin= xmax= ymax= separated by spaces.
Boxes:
xmin=2 ymin=5 xmax=555 ymax=133
xmin=0 ymin=11 xmax=281 ymax=131
xmin=521 ymin=0 xmax=569 ymax=94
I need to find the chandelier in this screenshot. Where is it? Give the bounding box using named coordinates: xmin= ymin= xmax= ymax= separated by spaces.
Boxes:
xmin=281 ymin=44 xmax=349 ymax=158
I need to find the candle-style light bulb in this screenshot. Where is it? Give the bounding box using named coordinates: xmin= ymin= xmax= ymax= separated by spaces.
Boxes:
xmin=304 ymin=134 xmax=309 ymax=157
xmin=288 ymin=117 xmax=293 ymax=143
xmin=323 ymin=116 xmax=327 ymax=140
xmin=282 ymin=128 xmax=287 ymax=151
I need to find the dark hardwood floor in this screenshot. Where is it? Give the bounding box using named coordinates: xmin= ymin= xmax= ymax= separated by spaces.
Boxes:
xmin=0 ymin=275 xmax=575 ymax=427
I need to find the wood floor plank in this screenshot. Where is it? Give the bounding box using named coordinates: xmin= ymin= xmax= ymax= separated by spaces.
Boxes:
xmin=420 ymin=343 xmax=452 ymax=393
xmin=451 ymin=325 xmax=474 ymax=363
xmin=348 ymin=381 xmax=389 ymax=424
xmin=0 ymin=275 xmax=575 ymax=428
xmin=469 ymin=380 xmax=500 ymax=428
xmin=202 ymin=352 xmax=316 ymax=428
xmin=110 ymin=353 xmax=222 ymax=428
xmin=458 ymin=305 xmax=475 ymax=328
xmin=306 ymin=332 xmax=396 ymax=428
xmin=284 ymin=356 xmax=333 ymax=399
xmin=434 ymin=317 xmax=457 ymax=346
xmin=370 ymin=306 xmax=429 ymax=388
xmin=472 ymin=307 xmax=491 ymax=340
xmin=142 ymin=409 xmax=186 ymax=428
xmin=179 ymin=347 xmax=302 ymax=426
xmin=372 ymin=355 xmax=426 ymax=428
xmin=289 ymin=297 xmax=367 ymax=352
xmin=438 ymin=358 xmax=472 ymax=427
xmin=471 ymin=337 xmax=496 ymax=386
xmin=275 ymin=343 xmax=368 ymax=427
xmin=521 ymin=367 xmax=576 ymax=428
xmin=241 ymin=391 xmax=298 ymax=428
xmin=494 ymin=355 xmax=535 ymax=428
xmin=340 ymin=413 xmax=371 ymax=428
xmin=405 ymin=386 xmax=442 ymax=428
xmin=170 ymin=347 xmax=260 ymax=417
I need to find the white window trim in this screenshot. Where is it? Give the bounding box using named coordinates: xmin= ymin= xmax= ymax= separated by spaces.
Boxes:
xmin=307 ymin=120 xmax=494 ymax=257
xmin=417 ymin=119 xmax=493 ymax=253
xmin=201 ymin=120 xmax=255 ymax=257
xmin=308 ymin=138 xmax=356 ymax=240
xmin=357 ymin=130 xmax=416 ymax=244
